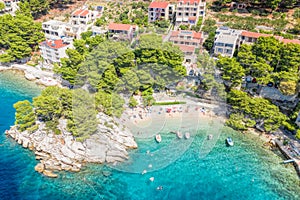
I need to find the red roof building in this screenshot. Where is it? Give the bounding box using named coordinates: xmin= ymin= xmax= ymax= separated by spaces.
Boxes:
xmin=169 ymin=30 xmax=202 ymax=48
xmin=39 ymin=39 xmax=72 ymax=64
xmin=71 ymin=8 xmax=99 ymax=25
xmin=108 ymin=23 xmax=132 ymax=31
xmin=241 ymin=31 xmax=300 ymax=45
xmin=241 ymin=31 xmax=270 ymax=39
xmin=281 ymin=39 xmax=300 ymax=45
xmin=176 ymin=0 xmax=206 ymax=25
xmin=148 ymin=1 xmax=171 ymax=23
xmin=108 ymin=23 xmax=138 ymax=41
xmin=149 ymin=1 xmax=169 ymax=9
xmin=40 ymin=39 xmax=68 ymax=49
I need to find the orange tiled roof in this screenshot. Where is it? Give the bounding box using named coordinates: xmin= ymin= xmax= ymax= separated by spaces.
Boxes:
xmin=81 ymin=10 xmax=89 ymax=17
xmin=241 ymin=31 xmax=270 ymax=38
xmin=149 ymin=1 xmax=169 ymax=9
xmin=281 ymin=39 xmax=300 ymax=45
xmin=73 ymin=9 xmax=90 ymax=17
xmin=177 ymin=44 xmax=195 ymax=52
xmin=193 ymin=32 xmax=202 ymax=39
xmin=40 ymin=39 xmax=69 ymax=49
xmin=108 ymin=23 xmax=132 ymax=31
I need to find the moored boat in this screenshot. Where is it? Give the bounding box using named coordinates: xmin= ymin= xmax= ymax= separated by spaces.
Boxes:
xmin=184 ymin=132 xmax=190 ymax=139
xmin=208 ymin=134 xmax=213 ymax=140
xmin=226 ymin=137 xmax=234 ymax=146
xmin=176 ymin=131 xmax=183 ymax=139
xmin=155 ymin=134 xmax=162 ymax=143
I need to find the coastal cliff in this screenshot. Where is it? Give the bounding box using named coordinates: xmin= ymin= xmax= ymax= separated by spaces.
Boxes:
xmin=6 ymin=113 xmax=137 ymax=178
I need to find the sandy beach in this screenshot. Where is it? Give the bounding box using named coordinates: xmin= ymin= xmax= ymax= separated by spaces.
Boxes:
xmin=120 ymin=100 xmax=227 ymax=138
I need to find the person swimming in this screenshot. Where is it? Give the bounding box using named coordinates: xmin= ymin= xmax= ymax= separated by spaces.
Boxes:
xmin=156 ymin=186 xmax=163 ymax=190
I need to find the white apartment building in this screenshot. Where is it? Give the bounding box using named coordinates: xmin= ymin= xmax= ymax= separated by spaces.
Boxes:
xmin=213 ymin=27 xmax=242 ymax=58
xmin=39 ymin=39 xmax=73 ymax=64
xmin=175 ymin=0 xmax=206 ymax=25
xmin=70 ymin=8 xmax=99 ymax=25
xmin=148 ymin=1 xmax=170 ymax=23
xmin=42 ymin=20 xmax=89 ymax=41
xmin=42 ymin=20 xmax=69 ymax=40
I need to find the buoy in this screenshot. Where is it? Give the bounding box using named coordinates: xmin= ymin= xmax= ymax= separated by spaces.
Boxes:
xmin=149 ymin=177 xmax=154 ymax=182
xmin=148 ymin=164 xmax=152 ymax=168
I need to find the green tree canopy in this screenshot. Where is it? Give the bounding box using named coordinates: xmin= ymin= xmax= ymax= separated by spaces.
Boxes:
xmin=13 ymin=100 xmax=36 ymax=132
xmin=217 ymin=57 xmax=245 ymax=87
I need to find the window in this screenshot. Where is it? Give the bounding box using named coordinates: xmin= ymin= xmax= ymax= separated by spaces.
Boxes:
xmin=185 ymin=13 xmax=189 ymax=16
xmin=217 ymin=48 xmax=223 ymax=53
xmin=178 ymin=12 xmax=182 ymax=16
xmin=216 ymin=42 xmax=224 ymax=47
xmin=226 ymin=49 xmax=232 ymax=54
xmin=225 ymin=44 xmax=233 ymax=48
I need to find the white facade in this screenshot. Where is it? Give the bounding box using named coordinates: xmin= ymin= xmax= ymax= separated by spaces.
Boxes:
xmin=213 ymin=27 xmax=242 ymax=58
xmin=42 ymin=20 xmax=88 ymax=41
xmin=39 ymin=39 xmax=72 ymax=64
xmin=175 ymin=0 xmax=206 ymax=25
xmin=70 ymin=8 xmax=99 ymax=25
xmin=148 ymin=2 xmax=169 ymax=23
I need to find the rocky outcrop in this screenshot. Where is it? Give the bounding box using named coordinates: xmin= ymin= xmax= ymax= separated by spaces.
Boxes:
xmin=6 ymin=113 xmax=137 ymax=178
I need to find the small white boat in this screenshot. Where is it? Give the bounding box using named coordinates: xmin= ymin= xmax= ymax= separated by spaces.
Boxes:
xmin=208 ymin=134 xmax=213 ymax=140
xmin=149 ymin=177 xmax=154 ymax=182
xmin=176 ymin=131 xmax=183 ymax=139
xmin=155 ymin=134 xmax=162 ymax=143
xmin=184 ymin=132 xmax=190 ymax=139
xmin=226 ymin=137 xmax=234 ymax=146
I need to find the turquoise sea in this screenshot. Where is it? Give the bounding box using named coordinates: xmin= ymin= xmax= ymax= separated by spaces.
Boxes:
xmin=0 ymin=71 xmax=300 ymax=200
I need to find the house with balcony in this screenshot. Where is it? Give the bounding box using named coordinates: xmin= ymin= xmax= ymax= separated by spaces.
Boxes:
xmin=168 ymin=30 xmax=202 ymax=62
xmin=213 ymin=27 xmax=242 ymax=58
xmin=91 ymin=26 xmax=107 ymax=36
xmin=42 ymin=20 xmax=69 ymax=40
xmin=240 ymin=31 xmax=300 ymax=46
xmin=39 ymin=39 xmax=73 ymax=64
xmin=175 ymin=0 xmax=206 ymax=25
xmin=70 ymin=8 xmax=99 ymax=25
xmin=148 ymin=1 xmax=170 ymax=23
xmin=108 ymin=23 xmax=138 ymax=41
xmin=240 ymin=31 xmax=272 ymax=45
xmin=42 ymin=20 xmax=89 ymax=41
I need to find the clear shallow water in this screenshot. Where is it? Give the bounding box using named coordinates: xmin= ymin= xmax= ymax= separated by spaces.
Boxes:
xmin=0 ymin=71 xmax=300 ymax=200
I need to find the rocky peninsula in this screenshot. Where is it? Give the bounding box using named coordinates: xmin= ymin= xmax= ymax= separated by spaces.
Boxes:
xmin=6 ymin=113 xmax=137 ymax=178
xmin=0 ymin=64 xmax=60 ymax=87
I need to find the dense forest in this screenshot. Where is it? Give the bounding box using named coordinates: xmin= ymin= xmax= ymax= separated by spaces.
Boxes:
xmin=0 ymin=12 xmax=44 ymax=63
xmin=14 ymin=33 xmax=185 ymax=141
xmin=215 ymin=36 xmax=300 ymax=136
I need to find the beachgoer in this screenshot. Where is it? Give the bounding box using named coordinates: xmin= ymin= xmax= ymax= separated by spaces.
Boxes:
xmin=157 ymin=186 xmax=163 ymax=190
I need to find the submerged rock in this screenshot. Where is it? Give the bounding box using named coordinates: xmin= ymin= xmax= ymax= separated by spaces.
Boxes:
xmin=43 ymin=170 xmax=58 ymax=178
xmin=34 ymin=163 xmax=44 ymax=173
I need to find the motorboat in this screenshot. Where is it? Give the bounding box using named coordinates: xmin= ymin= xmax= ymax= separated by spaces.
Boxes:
xmin=155 ymin=134 xmax=162 ymax=143
xmin=184 ymin=132 xmax=190 ymax=139
xmin=176 ymin=131 xmax=183 ymax=139
xmin=208 ymin=134 xmax=213 ymax=140
xmin=226 ymin=137 xmax=234 ymax=146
